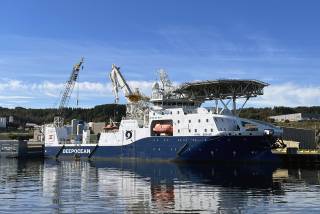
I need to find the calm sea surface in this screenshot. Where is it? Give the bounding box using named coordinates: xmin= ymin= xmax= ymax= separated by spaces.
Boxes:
xmin=1 ymin=158 xmax=320 ymax=214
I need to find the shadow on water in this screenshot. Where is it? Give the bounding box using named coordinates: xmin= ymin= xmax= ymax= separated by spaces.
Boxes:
xmin=90 ymin=160 xmax=279 ymax=189
xmin=2 ymin=158 xmax=320 ymax=213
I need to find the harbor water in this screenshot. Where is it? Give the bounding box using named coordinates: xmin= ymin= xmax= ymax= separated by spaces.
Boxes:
xmin=1 ymin=158 xmax=320 ymax=213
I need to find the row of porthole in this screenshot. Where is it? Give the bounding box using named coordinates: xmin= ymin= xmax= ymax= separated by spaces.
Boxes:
xmin=177 ymin=138 xmax=200 ymax=142
xmin=153 ymin=136 xmax=253 ymax=143
xmin=152 ymin=148 xmax=178 ymax=151
xmin=177 ymin=128 xmax=250 ymax=134
xmin=177 ymin=128 xmax=214 ymax=133
xmin=209 ymin=150 xmax=258 ymax=156
xmin=153 ymin=138 xmax=201 ymax=142
xmin=152 ymin=138 xmax=170 ymax=142
xmin=151 ymin=147 xmax=209 ymax=152
xmin=177 ymin=119 xmax=210 ymax=124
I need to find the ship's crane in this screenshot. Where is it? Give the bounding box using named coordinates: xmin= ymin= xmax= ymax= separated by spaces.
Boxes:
xmin=110 ymin=64 xmax=149 ymax=104
xmin=54 ymin=57 xmax=84 ymax=127
xmin=109 ymin=64 xmax=149 ymax=120
xmin=109 ymin=64 xmax=132 ymax=104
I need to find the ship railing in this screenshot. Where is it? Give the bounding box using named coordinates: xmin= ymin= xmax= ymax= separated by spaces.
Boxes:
xmin=58 ymin=139 xmax=98 ymax=145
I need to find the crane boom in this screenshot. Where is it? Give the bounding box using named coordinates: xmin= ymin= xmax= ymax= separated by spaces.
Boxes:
xmin=109 ymin=64 xmax=150 ymax=120
xmin=58 ymin=57 xmax=84 ymax=111
xmin=109 ymin=64 xmax=133 ymax=104
xmin=54 ymin=58 xmax=84 ymax=127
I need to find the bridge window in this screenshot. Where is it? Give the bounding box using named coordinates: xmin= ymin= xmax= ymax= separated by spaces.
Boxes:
xmin=206 ymin=119 xmax=209 ymax=122
xmin=178 ymin=129 xmax=180 ymax=133
xmin=189 ymin=120 xmax=191 ymax=123
xmin=204 ymin=129 xmax=207 ymax=132
xmin=195 ymin=129 xmax=197 ymax=133
xmin=177 ymin=120 xmax=180 ymax=124
xmin=198 ymin=119 xmax=201 ymax=123
xmin=211 ymin=128 xmax=213 ymax=132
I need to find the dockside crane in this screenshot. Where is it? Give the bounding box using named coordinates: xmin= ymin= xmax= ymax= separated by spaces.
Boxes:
xmin=54 ymin=57 xmax=84 ymax=127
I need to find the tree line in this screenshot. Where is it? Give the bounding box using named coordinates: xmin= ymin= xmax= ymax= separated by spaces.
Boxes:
xmin=0 ymin=104 xmax=319 ymax=127
xmin=0 ymin=104 xmax=126 ymax=128
xmin=239 ymin=106 xmax=320 ymax=121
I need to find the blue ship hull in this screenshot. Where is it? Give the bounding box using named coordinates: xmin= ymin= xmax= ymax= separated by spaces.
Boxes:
xmin=44 ymin=135 xmax=279 ymax=162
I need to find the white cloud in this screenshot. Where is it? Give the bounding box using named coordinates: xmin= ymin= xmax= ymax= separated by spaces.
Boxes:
xmin=251 ymin=83 xmax=320 ymax=107
xmin=0 ymin=95 xmax=33 ymax=100
xmin=0 ymin=78 xmax=318 ymax=108
xmin=0 ymin=78 xmax=155 ymax=108
xmin=0 ymin=80 xmax=27 ymax=91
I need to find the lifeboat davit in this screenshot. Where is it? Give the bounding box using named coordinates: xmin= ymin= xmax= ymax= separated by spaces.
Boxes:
xmin=153 ymin=124 xmax=173 ymax=135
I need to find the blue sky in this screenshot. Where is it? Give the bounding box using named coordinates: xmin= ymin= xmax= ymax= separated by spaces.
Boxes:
xmin=0 ymin=0 xmax=319 ymax=108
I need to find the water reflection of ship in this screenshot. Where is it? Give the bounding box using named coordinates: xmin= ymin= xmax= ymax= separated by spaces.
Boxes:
xmin=90 ymin=161 xmax=281 ymax=212
xmin=41 ymin=160 xmax=320 ymax=213
xmin=150 ymin=183 xmax=175 ymax=209
xmin=42 ymin=160 xmax=100 ymax=213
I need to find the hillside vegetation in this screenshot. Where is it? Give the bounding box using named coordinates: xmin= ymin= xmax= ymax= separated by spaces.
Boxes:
xmin=0 ymin=104 xmax=126 ymax=128
xmin=239 ymin=106 xmax=320 ymax=130
xmin=239 ymin=106 xmax=320 ymax=121
xmin=0 ymin=105 xmax=319 ymax=130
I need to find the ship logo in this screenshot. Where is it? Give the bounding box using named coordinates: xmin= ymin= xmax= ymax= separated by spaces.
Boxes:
xmin=62 ymin=148 xmax=91 ymax=154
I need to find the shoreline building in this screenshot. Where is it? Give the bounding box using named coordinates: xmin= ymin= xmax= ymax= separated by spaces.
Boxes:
xmin=269 ymin=113 xmax=320 ymax=122
xmin=0 ymin=117 xmax=7 ymax=128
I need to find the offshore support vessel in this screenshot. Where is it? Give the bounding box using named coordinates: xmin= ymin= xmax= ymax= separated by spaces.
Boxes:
xmin=44 ymin=63 xmax=283 ymax=162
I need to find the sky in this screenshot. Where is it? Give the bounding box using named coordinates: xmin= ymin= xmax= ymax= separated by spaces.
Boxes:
xmin=0 ymin=0 xmax=319 ymax=108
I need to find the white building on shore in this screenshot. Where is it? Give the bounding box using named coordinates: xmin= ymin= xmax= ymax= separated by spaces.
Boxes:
xmin=0 ymin=117 xmax=7 ymax=128
xmin=269 ymin=113 xmax=320 ymax=122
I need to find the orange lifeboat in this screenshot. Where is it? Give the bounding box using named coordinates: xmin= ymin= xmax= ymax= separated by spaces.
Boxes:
xmin=104 ymin=124 xmax=118 ymax=131
xmin=153 ymin=124 xmax=173 ymax=135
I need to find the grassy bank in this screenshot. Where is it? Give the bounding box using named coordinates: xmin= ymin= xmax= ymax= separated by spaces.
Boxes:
xmin=274 ymin=121 xmax=320 ymax=130
xmin=0 ymin=132 xmax=33 ymax=140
